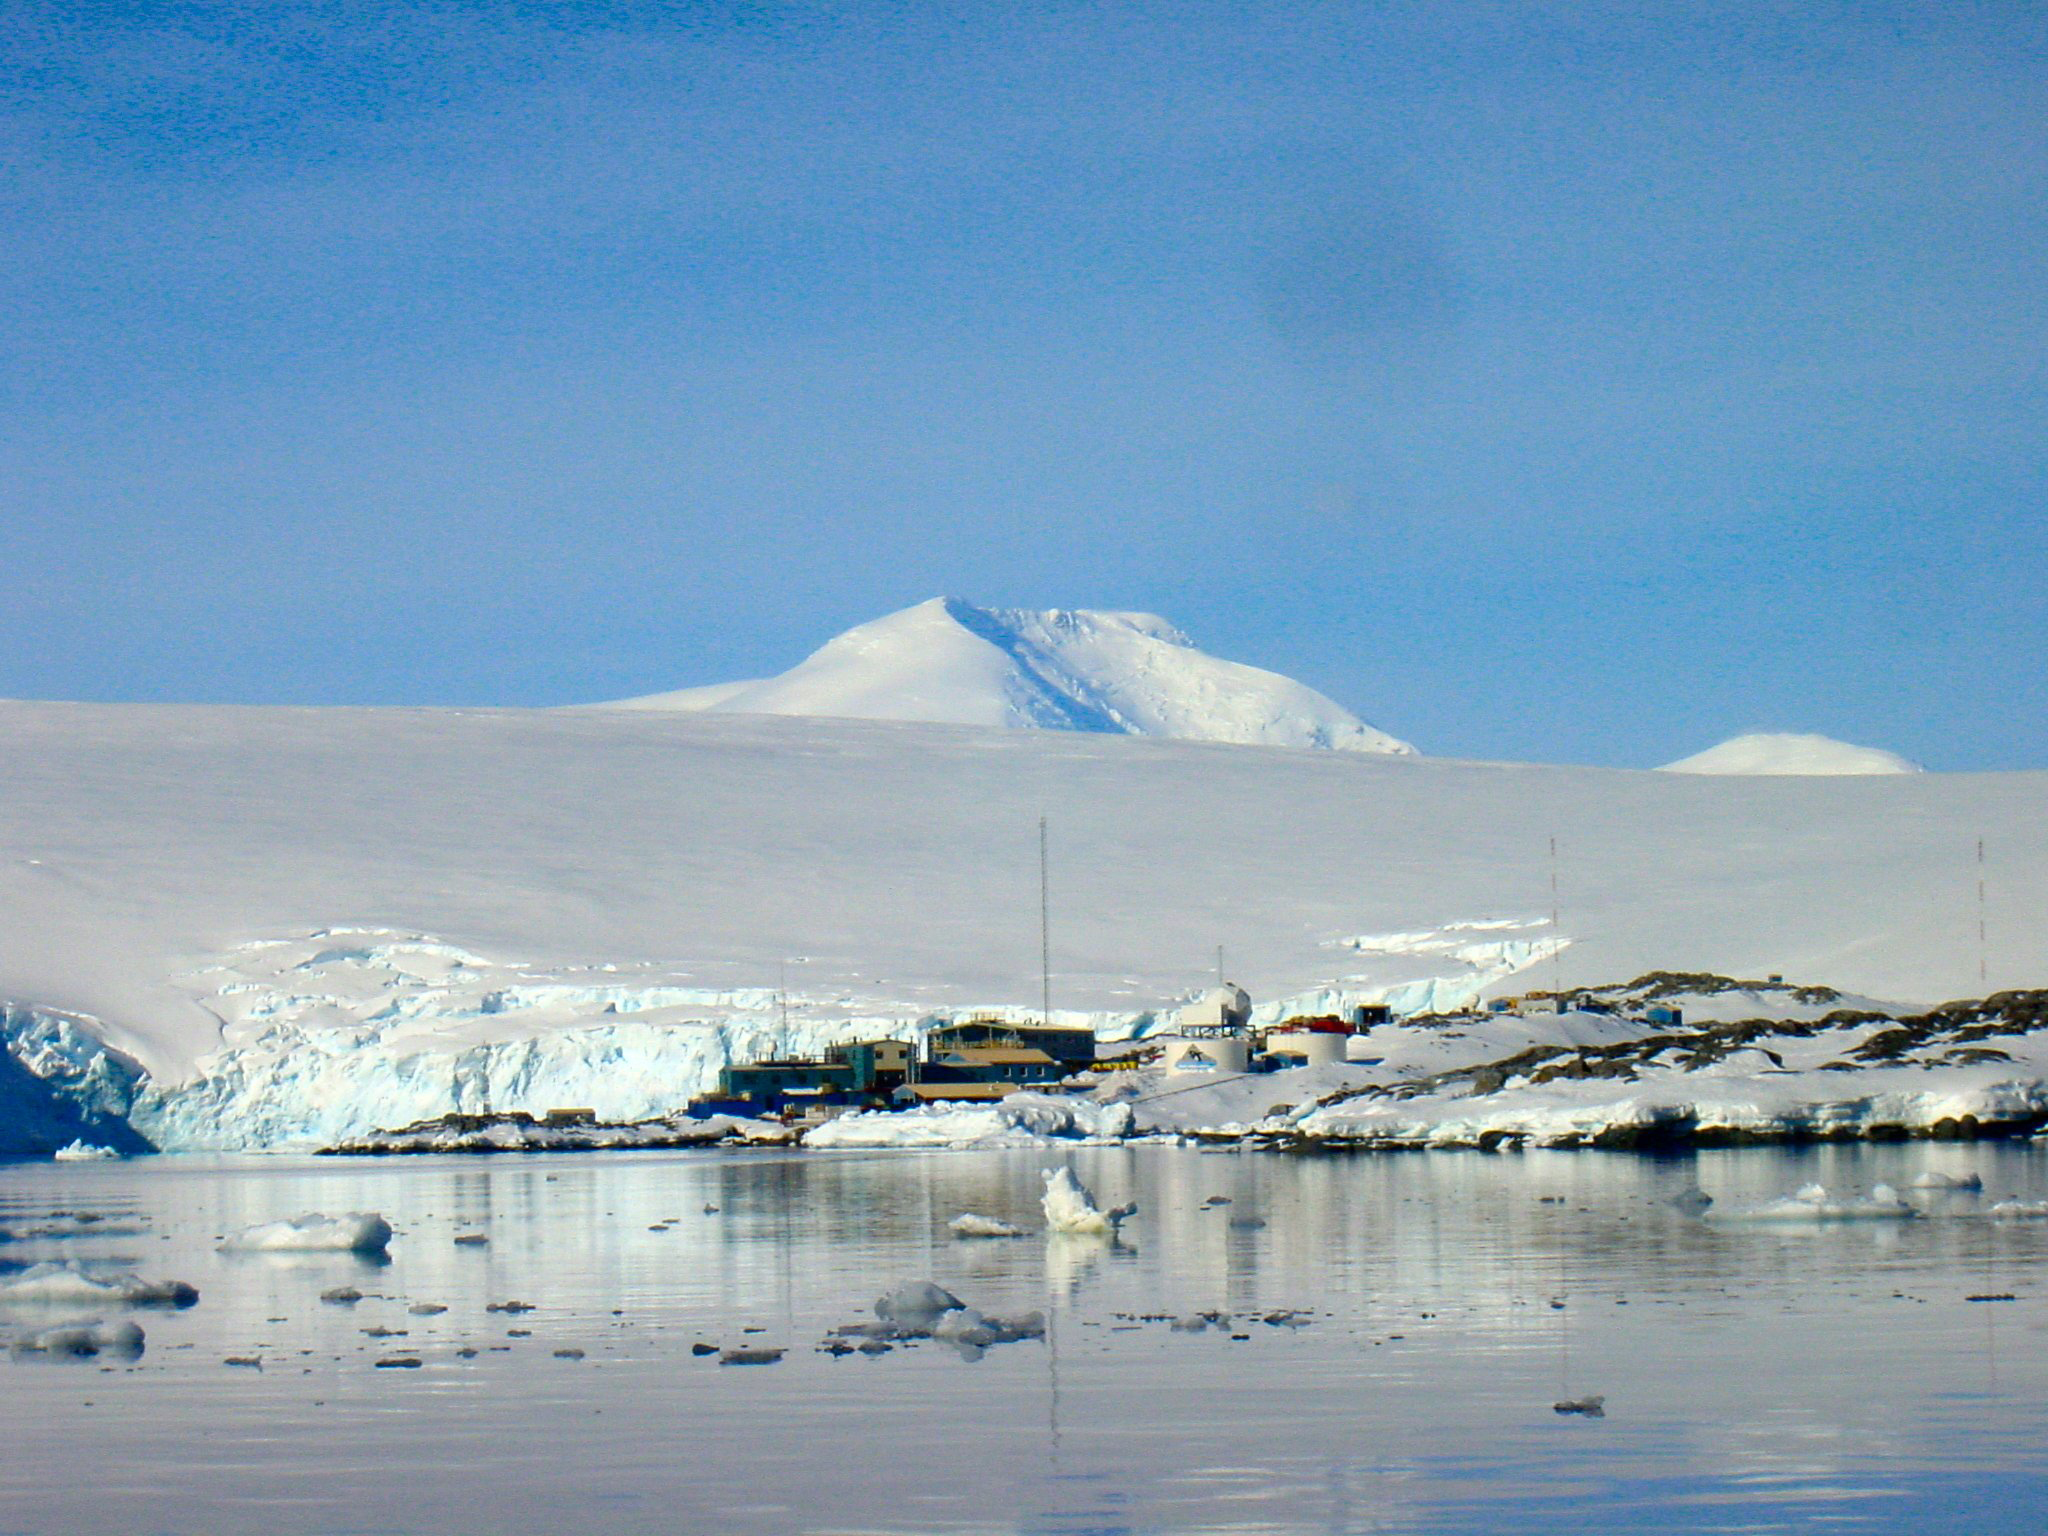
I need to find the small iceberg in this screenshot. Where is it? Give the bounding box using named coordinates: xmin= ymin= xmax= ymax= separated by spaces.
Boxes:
xmin=10 ymin=1319 xmax=145 ymax=1360
xmin=948 ymin=1213 xmax=1028 ymax=1239
xmin=932 ymin=1306 xmax=1046 ymax=1360
xmin=874 ymin=1281 xmax=963 ymax=1331
xmin=1041 ymin=1167 xmax=1136 ymax=1236
xmin=1716 ymin=1183 xmax=1918 ymax=1223
xmin=51 ymin=1141 xmax=122 ymax=1163
xmin=0 ymin=1262 xmax=197 ymax=1309
xmin=832 ymin=1282 xmax=1043 ymax=1359
xmin=1910 ymin=1171 xmax=1983 ymax=1191
xmin=219 ymin=1212 xmax=393 ymax=1254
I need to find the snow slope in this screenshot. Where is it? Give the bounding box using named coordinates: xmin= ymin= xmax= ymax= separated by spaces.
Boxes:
xmin=604 ymin=598 xmax=1415 ymax=754
xmin=1660 ymin=732 xmax=1922 ymax=776
xmin=0 ymin=700 xmax=2041 ymax=1150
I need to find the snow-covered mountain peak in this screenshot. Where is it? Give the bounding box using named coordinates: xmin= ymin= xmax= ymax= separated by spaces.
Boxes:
xmin=606 ymin=598 xmax=1415 ymax=754
xmin=1659 ymin=732 xmax=1923 ymax=776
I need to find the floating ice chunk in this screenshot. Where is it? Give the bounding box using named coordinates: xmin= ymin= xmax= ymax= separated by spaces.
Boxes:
xmin=1041 ymin=1167 xmax=1136 ymax=1236
xmin=0 ymin=1261 xmax=197 ymax=1308
xmin=11 ymin=1319 xmax=144 ymax=1359
xmin=51 ymin=1141 xmax=121 ymax=1162
xmin=932 ymin=1309 xmax=997 ymax=1350
xmin=1717 ymin=1183 xmax=1918 ymax=1222
xmin=219 ymin=1212 xmax=393 ymax=1253
xmin=1669 ymin=1187 xmax=1713 ymax=1215
xmin=719 ymin=1346 xmax=784 ymax=1365
xmin=875 ymin=1281 xmax=963 ymax=1331
xmin=932 ymin=1307 xmax=1045 ymax=1348
xmin=1990 ymin=1199 xmax=2048 ymax=1220
xmin=1910 ymin=1171 xmax=1983 ymax=1191
xmin=931 ymin=1305 xmax=1046 ymax=1359
xmin=1 ymin=1214 xmax=149 ymax=1241
xmin=948 ymin=1213 xmax=1028 ymax=1239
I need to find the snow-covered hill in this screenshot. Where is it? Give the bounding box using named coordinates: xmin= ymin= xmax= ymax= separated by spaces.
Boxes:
xmin=1661 ymin=732 xmax=1922 ymax=776
xmin=0 ymin=699 xmax=2042 ymax=1150
xmin=604 ymin=598 xmax=1415 ymax=754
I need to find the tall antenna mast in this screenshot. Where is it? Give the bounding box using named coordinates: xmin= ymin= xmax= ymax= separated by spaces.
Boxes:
xmin=1039 ymin=816 xmax=1052 ymax=1028
xmin=1216 ymin=944 xmax=1225 ymax=988
xmin=1977 ymin=837 xmax=1988 ymax=990
xmin=1549 ymin=836 xmax=1564 ymax=1001
xmin=779 ymin=957 xmax=789 ymax=1034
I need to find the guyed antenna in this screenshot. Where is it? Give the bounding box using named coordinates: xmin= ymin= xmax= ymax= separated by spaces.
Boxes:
xmin=1549 ymin=836 xmax=1564 ymax=1000
xmin=1977 ymin=837 xmax=1989 ymax=991
xmin=1039 ymin=815 xmax=1052 ymax=1028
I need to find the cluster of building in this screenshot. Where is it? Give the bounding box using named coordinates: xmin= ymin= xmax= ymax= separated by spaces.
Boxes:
xmin=1486 ymin=993 xmax=1685 ymax=1027
xmin=706 ymin=1018 xmax=1100 ymax=1116
xmin=706 ymin=982 xmax=1398 ymax=1118
xmin=1148 ymin=983 xmax=1389 ymax=1076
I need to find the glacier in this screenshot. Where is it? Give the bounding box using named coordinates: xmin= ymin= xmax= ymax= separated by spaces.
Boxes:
xmin=6 ymin=927 xmax=1524 ymax=1152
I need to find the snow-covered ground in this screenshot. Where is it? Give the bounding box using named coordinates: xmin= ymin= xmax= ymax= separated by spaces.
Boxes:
xmin=1118 ymin=983 xmax=2048 ymax=1149
xmin=0 ymin=698 xmax=2042 ymax=1151
xmin=813 ymin=983 xmax=2048 ymax=1152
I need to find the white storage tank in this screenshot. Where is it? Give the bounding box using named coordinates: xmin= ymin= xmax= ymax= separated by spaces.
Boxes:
xmin=1161 ymin=1036 xmax=1250 ymax=1075
xmin=1265 ymin=1032 xmax=1348 ymax=1069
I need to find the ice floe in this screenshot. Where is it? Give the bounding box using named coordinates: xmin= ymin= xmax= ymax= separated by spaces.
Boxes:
xmin=874 ymin=1281 xmax=964 ymax=1331
xmin=1714 ymin=1183 xmax=1918 ymax=1222
xmin=51 ymin=1140 xmax=122 ymax=1162
xmin=830 ymin=1280 xmax=1044 ymax=1360
xmin=1909 ymin=1170 xmax=1983 ymax=1191
xmin=10 ymin=1319 xmax=145 ymax=1359
xmin=948 ymin=1213 xmax=1029 ymax=1239
xmin=1990 ymin=1199 xmax=2048 ymax=1220
xmin=219 ymin=1212 xmax=393 ymax=1254
xmin=0 ymin=1261 xmax=197 ymax=1308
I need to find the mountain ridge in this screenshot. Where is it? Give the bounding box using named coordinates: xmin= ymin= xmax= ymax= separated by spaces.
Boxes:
xmin=604 ymin=597 xmax=1416 ymax=755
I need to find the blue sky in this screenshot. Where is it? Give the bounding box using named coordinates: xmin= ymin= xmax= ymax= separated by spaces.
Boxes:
xmin=2 ymin=1 xmax=2042 ymax=767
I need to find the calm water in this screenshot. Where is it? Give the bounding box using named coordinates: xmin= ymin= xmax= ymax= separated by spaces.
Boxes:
xmin=3 ymin=1143 xmax=2047 ymax=1535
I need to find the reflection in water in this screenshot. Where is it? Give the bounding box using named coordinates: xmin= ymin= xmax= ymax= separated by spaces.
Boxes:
xmin=0 ymin=1143 xmax=2046 ymax=1533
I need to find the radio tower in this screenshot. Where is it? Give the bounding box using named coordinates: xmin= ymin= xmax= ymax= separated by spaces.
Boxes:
xmin=1977 ymin=837 xmax=1989 ymax=991
xmin=1549 ymin=836 xmax=1564 ymax=1000
xmin=1039 ymin=816 xmax=1052 ymax=1028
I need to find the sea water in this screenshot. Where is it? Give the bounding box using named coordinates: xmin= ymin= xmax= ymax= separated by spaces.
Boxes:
xmin=2 ymin=1142 xmax=2046 ymax=1535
